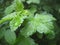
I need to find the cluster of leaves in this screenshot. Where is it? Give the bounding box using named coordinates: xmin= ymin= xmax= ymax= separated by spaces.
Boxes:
xmin=0 ymin=0 xmax=60 ymax=45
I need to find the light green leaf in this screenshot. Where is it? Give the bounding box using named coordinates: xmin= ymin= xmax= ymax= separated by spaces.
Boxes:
xmin=34 ymin=13 xmax=56 ymax=23
xmin=10 ymin=10 xmax=29 ymax=31
xmin=27 ymin=0 xmax=40 ymax=4
xmin=10 ymin=15 xmax=24 ymax=31
xmin=37 ymin=23 xmax=52 ymax=33
xmin=35 ymin=13 xmax=55 ymax=34
xmin=4 ymin=30 xmax=16 ymax=44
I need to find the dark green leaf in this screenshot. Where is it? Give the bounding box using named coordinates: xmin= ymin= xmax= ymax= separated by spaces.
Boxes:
xmin=15 ymin=35 xmax=37 ymax=45
xmin=0 ymin=28 xmax=5 ymax=39
xmin=4 ymin=30 xmax=16 ymax=44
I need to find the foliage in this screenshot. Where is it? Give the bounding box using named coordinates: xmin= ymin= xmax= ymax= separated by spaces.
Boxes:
xmin=0 ymin=0 xmax=60 ymax=45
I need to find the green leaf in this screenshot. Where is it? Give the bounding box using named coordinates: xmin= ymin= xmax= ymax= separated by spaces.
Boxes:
xmin=36 ymin=23 xmax=52 ymax=33
xmin=15 ymin=35 xmax=37 ymax=45
xmin=0 ymin=12 xmax=16 ymax=24
xmin=34 ymin=13 xmax=56 ymax=23
xmin=15 ymin=0 xmax=24 ymax=11
xmin=4 ymin=30 xmax=16 ymax=44
xmin=10 ymin=15 xmax=24 ymax=31
xmin=20 ymin=12 xmax=56 ymax=37
xmin=20 ymin=21 xmax=36 ymax=37
xmin=29 ymin=5 xmax=37 ymax=14
xmin=27 ymin=0 xmax=40 ymax=4
xmin=35 ymin=13 xmax=56 ymax=34
xmin=10 ymin=10 xmax=29 ymax=31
